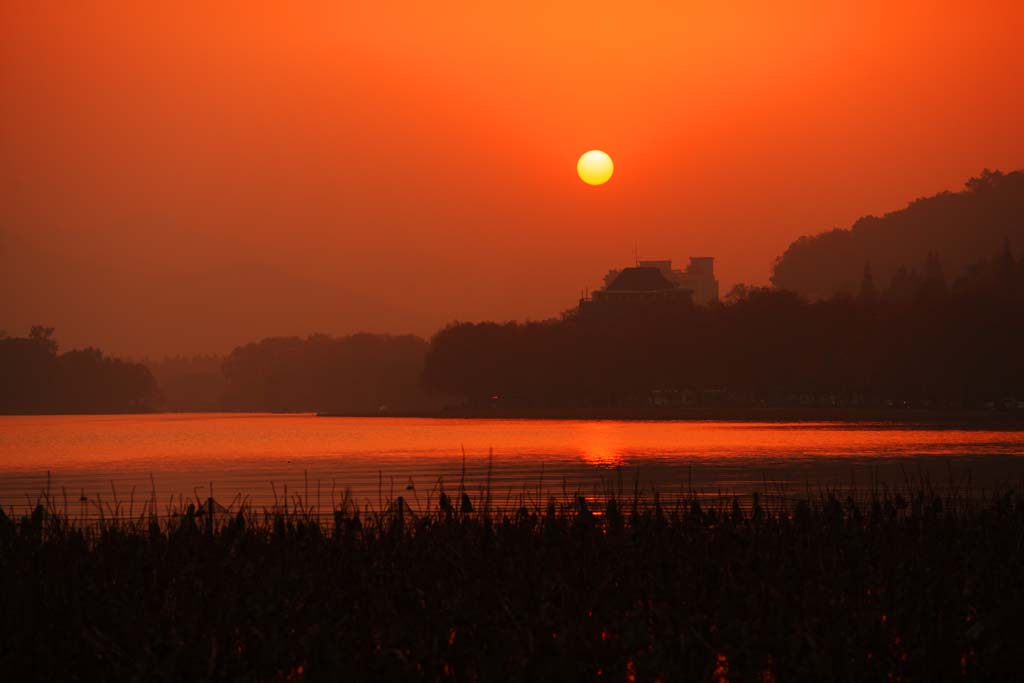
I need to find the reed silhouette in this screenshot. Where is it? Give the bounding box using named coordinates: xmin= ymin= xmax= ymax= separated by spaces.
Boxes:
xmin=2 ymin=477 xmax=1022 ymax=680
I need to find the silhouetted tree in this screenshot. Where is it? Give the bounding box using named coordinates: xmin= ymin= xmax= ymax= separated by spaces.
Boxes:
xmin=0 ymin=328 xmax=159 ymax=413
xmin=29 ymin=325 xmax=57 ymax=354
xmin=857 ymin=263 xmax=878 ymax=305
xmin=221 ymin=333 xmax=436 ymax=413
xmin=919 ymin=251 xmax=948 ymax=303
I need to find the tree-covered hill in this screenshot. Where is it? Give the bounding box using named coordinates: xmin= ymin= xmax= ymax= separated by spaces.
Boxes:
xmin=771 ymin=170 xmax=1024 ymax=299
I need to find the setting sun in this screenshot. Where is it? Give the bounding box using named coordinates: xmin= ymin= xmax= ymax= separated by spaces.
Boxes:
xmin=577 ymin=150 xmax=614 ymax=186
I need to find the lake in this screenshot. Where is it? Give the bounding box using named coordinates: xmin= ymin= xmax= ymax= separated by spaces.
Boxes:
xmin=2 ymin=413 xmax=1023 ymax=517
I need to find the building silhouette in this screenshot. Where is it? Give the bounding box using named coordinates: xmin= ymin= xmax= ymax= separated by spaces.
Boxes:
xmin=579 ymin=266 xmax=694 ymax=316
xmin=639 ymin=258 xmax=719 ymax=305
xmin=593 ymin=257 xmax=719 ymax=310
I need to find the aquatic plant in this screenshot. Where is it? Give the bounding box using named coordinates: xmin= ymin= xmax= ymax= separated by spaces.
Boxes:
xmin=1 ymin=481 xmax=1022 ymax=680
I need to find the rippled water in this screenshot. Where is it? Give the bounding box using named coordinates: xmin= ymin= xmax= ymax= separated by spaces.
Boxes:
xmin=2 ymin=413 xmax=1023 ymax=516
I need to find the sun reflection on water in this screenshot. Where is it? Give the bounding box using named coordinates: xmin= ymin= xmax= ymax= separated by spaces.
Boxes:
xmin=581 ymin=445 xmax=624 ymax=468
xmin=578 ymin=422 xmax=627 ymax=468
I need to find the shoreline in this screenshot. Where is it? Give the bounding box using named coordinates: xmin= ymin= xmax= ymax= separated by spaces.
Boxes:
xmin=317 ymin=405 xmax=1024 ymax=427
xmin=2 ymin=407 xmax=1022 ymax=428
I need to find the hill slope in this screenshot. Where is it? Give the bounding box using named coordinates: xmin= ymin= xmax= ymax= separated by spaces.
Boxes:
xmin=770 ymin=170 xmax=1024 ymax=298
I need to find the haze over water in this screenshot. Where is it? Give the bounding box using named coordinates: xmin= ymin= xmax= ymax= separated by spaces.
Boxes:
xmin=3 ymin=414 xmax=1023 ymax=516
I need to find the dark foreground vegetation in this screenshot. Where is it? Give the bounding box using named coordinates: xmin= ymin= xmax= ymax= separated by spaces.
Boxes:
xmin=3 ymin=485 xmax=1023 ymax=681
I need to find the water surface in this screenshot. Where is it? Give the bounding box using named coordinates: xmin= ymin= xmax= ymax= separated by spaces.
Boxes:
xmin=2 ymin=413 xmax=1023 ymax=515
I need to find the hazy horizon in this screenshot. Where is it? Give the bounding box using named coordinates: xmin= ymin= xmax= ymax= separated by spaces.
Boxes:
xmin=3 ymin=2 xmax=1023 ymax=357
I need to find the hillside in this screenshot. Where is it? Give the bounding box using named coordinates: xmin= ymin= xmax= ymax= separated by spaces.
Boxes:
xmin=770 ymin=170 xmax=1024 ymax=298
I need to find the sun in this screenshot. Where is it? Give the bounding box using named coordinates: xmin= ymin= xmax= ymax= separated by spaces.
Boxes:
xmin=577 ymin=150 xmax=614 ymax=186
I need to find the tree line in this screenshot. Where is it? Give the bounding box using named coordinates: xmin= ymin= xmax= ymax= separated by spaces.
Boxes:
xmin=5 ymin=241 xmax=1023 ymax=415
xmin=424 ymin=243 xmax=1024 ymax=411
xmin=218 ymin=333 xmax=435 ymax=413
xmin=0 ymin=327 xmax=160 ymax=414
xmin=0 ymin=329 xmax=436 ymax=415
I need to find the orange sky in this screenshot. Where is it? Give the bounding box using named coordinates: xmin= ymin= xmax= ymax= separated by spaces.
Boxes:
xmin=2 ymin=2 xmax=1022 ymax=356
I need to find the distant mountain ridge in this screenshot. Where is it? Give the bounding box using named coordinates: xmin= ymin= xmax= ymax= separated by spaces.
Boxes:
xmin=771 ymin=170 xmax=1024 ymax=298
